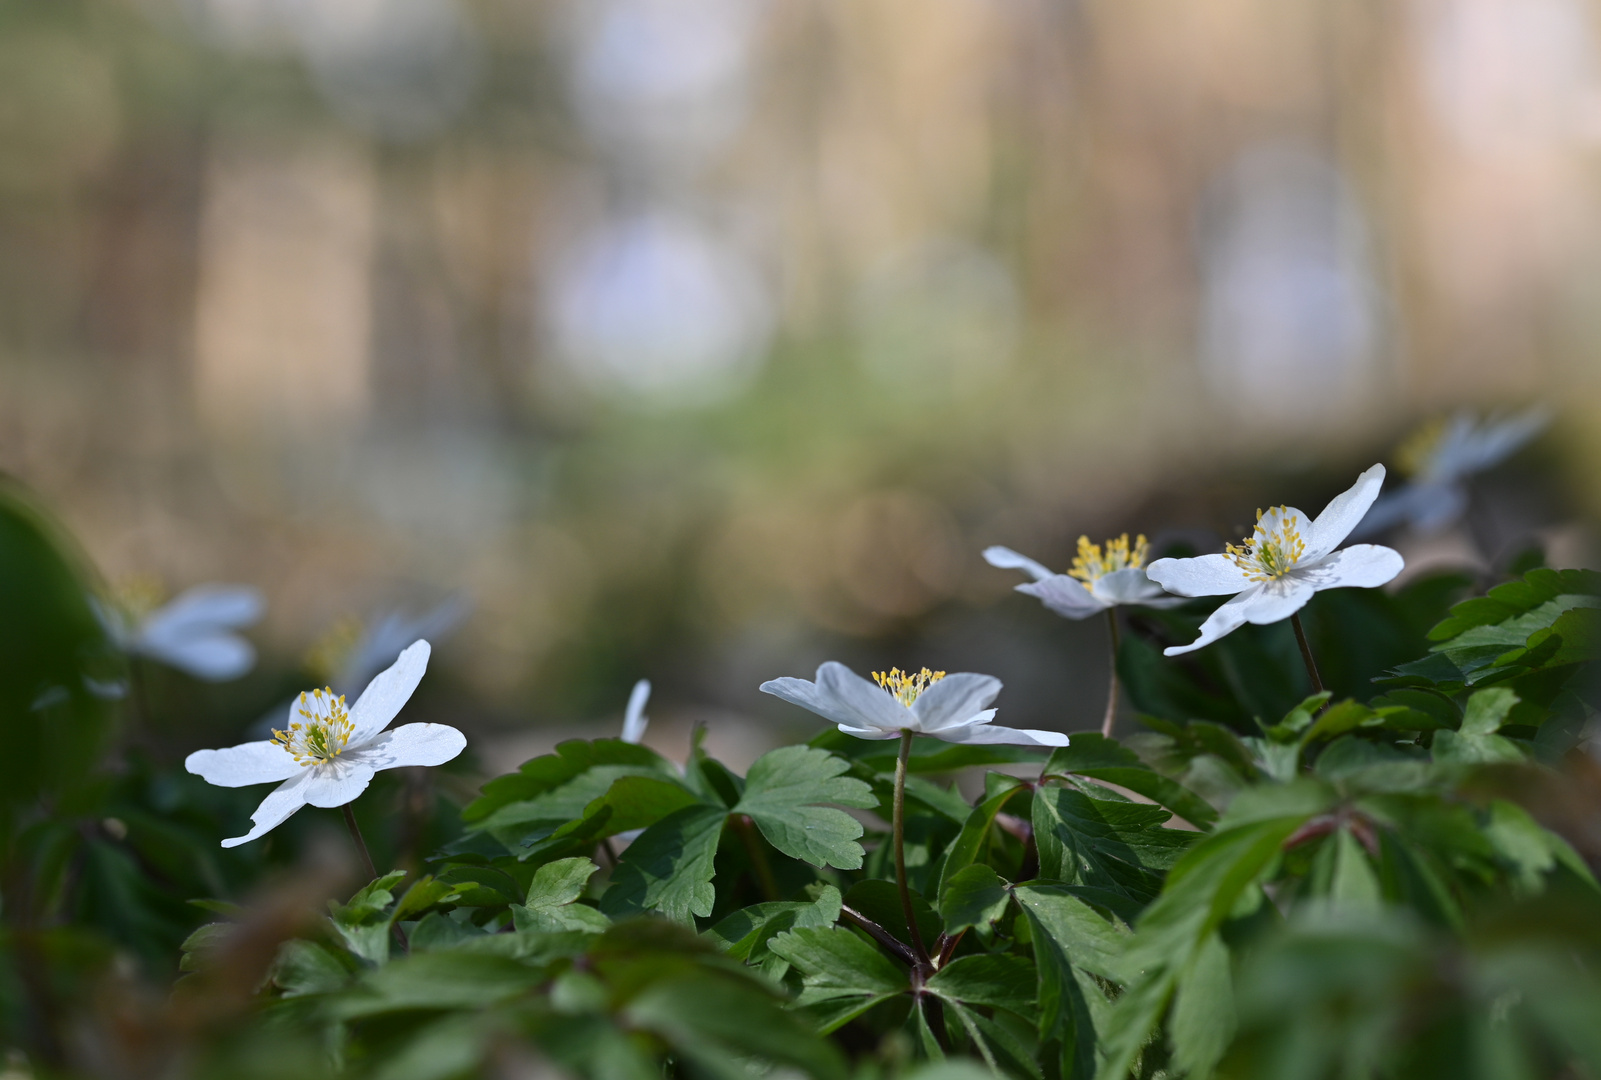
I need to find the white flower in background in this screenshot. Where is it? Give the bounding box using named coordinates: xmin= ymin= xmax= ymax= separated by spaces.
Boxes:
xmin=620 ymin=678 xmax=651 ymax=743
xmin=320 ymin=596 xmax=470 ymax=696
xmin=1352 ymin=408 xmax=1550 ymax=538
xmin=186 ymin=641 xmax=464 ymax=847
xmin=760 ymin=663 xmax=1068 ymax=747
xmin=1147 ymin=465 xmax=1404 ymax=656
xmin=100 ymin=582 xmax=265 ymax=682
xmin=984 ymin=534 xmax=1185 ymax=619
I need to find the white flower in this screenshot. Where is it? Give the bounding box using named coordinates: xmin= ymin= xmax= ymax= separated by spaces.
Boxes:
xmin=185 ymin=640 xmax=464 ymax=847
xmin=760 ymin=662 xmax=1068 ymax=747
xmin=100 ymin=583 xmax=265 ymax=681
xmin=1146 ymin=464 xmax=1404 ymax=656
xmin=620 ymin=678 xmax=651 ymax=743
xmin=984 ymin=533 xmax=1185 ymax=620
xmin=1353 ymin=408 xmax=1549 ymax=537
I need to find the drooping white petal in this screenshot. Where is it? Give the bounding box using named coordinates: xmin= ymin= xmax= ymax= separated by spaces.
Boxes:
xmin=349 ymin=723 xmax=468 ymax=771
xmin=1237 ymin=576 xmax=1316 ymax=625
xmin=1147 ymin=554 xmax=1252 ymax=598
xmin=1091 ymin=567 xmax=1187 ymax=608
xmin=185 ymin=740 xmax=302 ymax=788
xmin=836 ymin=724 xmax=902 ymax=741
xmin=299 ymin=760 xmax=378 ymax=808
xmin=1442 ymin=408 xmax=1548 ymax=478
xmin=220 ymin=772 xmax=312 ymax=848
xmin=1305 ymin=464 xmax=1386 ymax=560
xmin=1297 ymin=544 xmax=1404 ymax=592
xmin=347 ymin=640 xmax=431 ymax=745
xmin=1017 ymin=576 xmax=1107 ymax=620
xmin=982 ymin=546 xmax=1055 ymax=582
xmin=1163 ymin=587 xmax=1260 ymax=656
xmin=759 ymin=674 xmax=872 ymax=730
xmin=620 ymin=679 xmax=651 ymax=744
xmin=816 ymin=661 xmax=913 ymax=732
xmin=909 ymin=673 xmax=1003 ymax=732
xmin=143 ymin=585 xmax=265 ymax=636
xmin=931 ymin=718 xmax=1068 ymax=746
xmin=140 ymin=634 xmax=257 ymax=682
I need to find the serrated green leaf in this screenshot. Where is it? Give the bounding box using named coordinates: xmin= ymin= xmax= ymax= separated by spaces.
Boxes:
xmin=463 ymin=738 xmax=678 ymax=824
xmin=939 ymin=864 xmax=1012 ymax=934
xmin=337 ymin=952 xmax=545 ymax=1017
xmin=1032 ymin=785 xmax=1191 ymax=902
xmin=927 ymin=952 xmax=1039 ymax=1018
xmin=770 ymin=925 xmax=906 ymax=1033
xmin=272 ymin=939 xmax=352 ymax=996
xmin=1168 ymin=932 xmax=1233 ymax=1080
xmin=733 ymin=745 xmax=875 ymax=869
xmin=524 ymin=856 xmax=599 ymax=907
xmin=937 ymin=777 xmax=1026 ymax=897
xmin=600 ymin=804 xmax=726 ymax=923
xmin=391 ymin=876 xmax=462 ymax=925
xmin=1013 ymin=884 xmax=1130 ymax=986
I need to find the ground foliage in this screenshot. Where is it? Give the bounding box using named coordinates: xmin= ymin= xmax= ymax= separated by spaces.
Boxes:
xmin=2 ymin=480 xmax=1600 ymax=1079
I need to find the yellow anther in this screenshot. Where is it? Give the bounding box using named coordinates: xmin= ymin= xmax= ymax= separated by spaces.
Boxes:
xmin=272 ymin=687 xmax=355 ymax=766
xmin=872 ymin=667 xmax=946 ymax=707
xmin=111 ymin=574 xmax=167 ymax=622
xmin=1226 ymin=507 xmax=1307 ymax=583
xmin=1068 ymin=533 xmax=1149 ymax=583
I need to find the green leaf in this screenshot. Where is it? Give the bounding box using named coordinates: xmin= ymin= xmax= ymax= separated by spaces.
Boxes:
xmin=337 ymin=952 xmax=546 ymax=1017
xmin=600 ymin=804 xmax=726 ymax=923
xmin=511 ymin=856 xmax=610 ymax=933
xmin=939 ymin=864 xmax=1012 ymax=934
xmin=390 ymin=876 xmax=463 ymax=925
xmin=769 ymin=926 xmax=907 ymax=1032
xmin=1483 ymin=799 xmax=1597 ymax=894
xmin=1032 ymin=785 xmax=1191 ymax=902
xmin=1045 ymin=734 xmax=1218 ymax=829
xmin=927 ymin=953 xmax=1039 ymax=1018
xmin=463 ymin=738 xmax=679 ymax=825
xmin=937 ymin=777 xmax=1026 ymax=898
xmin=844 ymin=879 xmax=942 ymax=953
xmin=1168 ymin=932 xmax=1234 ymax=1080
xmin=706 ymin=886 xmax=843 ymax=977
xmin=733 ymin=745 xmax=876 ymax=869
xmin=1013 ymin=884 xmax=1130 ymax=986
xmin=271 ymin=939 xmax=352 ymax=996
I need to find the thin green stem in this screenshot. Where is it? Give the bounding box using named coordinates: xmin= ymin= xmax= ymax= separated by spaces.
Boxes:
xmin=735 ymin=814 xmax=781 ymax=901
xmin=894 ymin=730 xmax=932 ymax=972
xmin=1290 ymin=612 xmax=1325 ymax=696
xmin=1101 ymin=609 xmax=1122 ymax=738
xmin=341 ymin=804 xmax=378 ymax=882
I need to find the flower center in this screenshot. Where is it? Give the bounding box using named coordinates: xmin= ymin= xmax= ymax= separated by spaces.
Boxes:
xmin=872 ymin=667 xmax=946 ymax=707
xmin=112 ymin=574 xmax=167 ymax=623
xmin=1068 ymin=533 xmax=1148 ymax=583
xmin=273 ymin=688 xmax=355 ymax=766
xmin=1395 ymin=417 xmax=1447 ymax=479
xmin=1226 ymin=508 xmax=1307 ymax=583
xmin=305 ymin=615 xmax=364 ymax=684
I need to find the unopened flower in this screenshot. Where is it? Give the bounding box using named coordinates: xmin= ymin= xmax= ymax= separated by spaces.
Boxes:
xmin=1147 ymin=464 xmax=1404 ymax=656
xmin=620 ymin=679 xmax=651 ymax=743
xmin=186 ymin=641 xmax=464 ymax=847
xmin=760 ymin=662 xmax=1067 ymax=746
xmin=1353 ymin=408 xmax=1549 ymax=537
xmin=100 ymin=581 xmax=265 ymax=681
xmin=985 ymin=534 xmax=1184 ymax=619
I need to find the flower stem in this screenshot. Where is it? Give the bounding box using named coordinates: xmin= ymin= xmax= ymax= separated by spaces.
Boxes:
xmin=1101 ymin=609 xmax=1122 ymax=738
xmin=341 ymin=804 xmax=378 ymax=882
xmin=1290 ymin=612 xmax=1324 ymax=695
xmin=894 ymin=730 xmax=932 ymax=972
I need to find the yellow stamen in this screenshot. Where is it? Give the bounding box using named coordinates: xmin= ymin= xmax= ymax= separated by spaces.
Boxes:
xmin=1068 ymin=533 xmax=1149 ymax=583
xmin=111 ymin=574 xmax=167 ymax=622
xmin=272 ymin=687 xmax=355 ymax=767
xmin=872 ymin=667 xmax=946 ymax=707
xmin=305 ymin=615 xmax=364 ymax=684
xmin=1225 ymin=507 xmax=1307 ymax=583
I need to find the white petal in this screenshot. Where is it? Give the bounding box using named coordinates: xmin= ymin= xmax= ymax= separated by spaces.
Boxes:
xmin=909 ymin=674 xmax=1002 ymax=732
xmin=982 ymin=545 xmax=1054 ymax=582
xmin=137 ymin=634 xmax=257 ymax=681
xmin=1163 ymin=587 xmax=1260 ymax=656
xmin=1017 ymin=576 xmax=1106 ymax=619
xmin=621 ymin=679 xmax=651 ymax=743
xmin=220 ymin=772 xmax=311 ymax=848
xmin=347 ymin=640 xmax=431 ymax=745
xmin=350 ymin=723 xmax=467 ymax=769
xmin=1305 ymin=464 xmax=1386 ymax=560
xmin=836 ymin=724 xmax=902 ymax=741
xmin=760 ymin=676 xmax=859 ymax=728
xmin=815 ymin=662 xmax=913 ymax=731
xmin=1091 ymin=567 xmax=1187 ymax=608
xmin=1409 ymin=484 xmax=1469 ymax=535
xmin=1238 ymin=576 xmax=1315 ymax=625
xmin=1146 ymin=554 xmax=1252 ymax=597
xmin=144 ymin=585 xmax=265 ymax=636
xmin=931 ymin=720 xmax=1068 ymax=747
xmin=338 ymin=596 xmax=469 ymax=694
xmin=1433 ymin=408 xmax=1548 ymax=480
xmin=1296 ymin=545 xmax=1404 ymax=591
xmin=299 ymin=760 xmax=377 ymax=808
xmin=186 ymin=740 xmax=302 ymax=787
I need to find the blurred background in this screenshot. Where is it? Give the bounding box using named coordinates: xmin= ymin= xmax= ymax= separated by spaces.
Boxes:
xmin=2 ymin=0 xmax=1598 ymax=772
